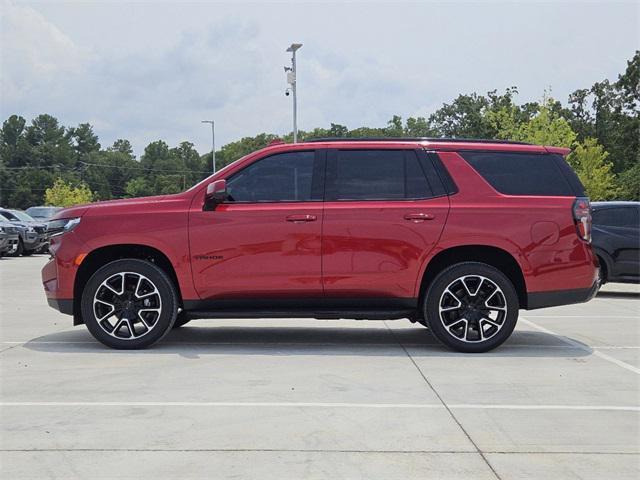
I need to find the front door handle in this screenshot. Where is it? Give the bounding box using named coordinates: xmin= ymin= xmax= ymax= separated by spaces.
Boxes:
xmin=286 ymin=214 xmax=317 ymax=223
xmin=404 ymin=213 xmax=434 ymax=222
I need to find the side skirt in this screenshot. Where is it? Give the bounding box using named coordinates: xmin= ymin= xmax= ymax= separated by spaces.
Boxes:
xmin=182 ymin=297 xmax=418 ymax=321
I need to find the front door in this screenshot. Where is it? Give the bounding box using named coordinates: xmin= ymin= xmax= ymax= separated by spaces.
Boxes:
xmin=189 ymin=150 xmax=324 ymax=302
xmin=322 ymin=148 xmax=449 ymax=301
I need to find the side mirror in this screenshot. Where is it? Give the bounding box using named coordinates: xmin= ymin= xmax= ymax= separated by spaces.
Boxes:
xmin=204 ymin=179 xmax=228 ymax=211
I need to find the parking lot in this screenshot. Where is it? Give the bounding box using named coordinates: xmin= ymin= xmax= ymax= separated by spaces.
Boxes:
xmin=0 ymin=255 xmax=638 ymax=479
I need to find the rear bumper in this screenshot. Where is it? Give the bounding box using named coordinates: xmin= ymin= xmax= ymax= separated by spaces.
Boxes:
xmin=526 ymin=277 xmax=600 ymax=310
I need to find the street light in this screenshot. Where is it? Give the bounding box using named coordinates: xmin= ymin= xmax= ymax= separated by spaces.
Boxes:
xmin=201 ymin=120 xmax=215 ymax=174
xmin=285 ymin=43 xmax=302 ymax=143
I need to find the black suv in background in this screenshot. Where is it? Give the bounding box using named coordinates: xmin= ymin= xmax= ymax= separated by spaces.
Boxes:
xmin=591 ymin=201 xmax=640 ymax=284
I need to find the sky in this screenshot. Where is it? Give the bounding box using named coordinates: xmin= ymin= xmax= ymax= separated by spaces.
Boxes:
xmin=1 ymin=0 xmax=638 ymax=157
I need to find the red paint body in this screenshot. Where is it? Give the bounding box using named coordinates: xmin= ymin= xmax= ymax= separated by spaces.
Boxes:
xmin=42 ymin=140 xmax=598 ymax=315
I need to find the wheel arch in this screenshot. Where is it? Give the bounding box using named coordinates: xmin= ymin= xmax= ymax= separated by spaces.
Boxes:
xmin=73 ymin=244 xmax=182 ymax=325
xmin=418 ymin=245 xmax=527 ymax=311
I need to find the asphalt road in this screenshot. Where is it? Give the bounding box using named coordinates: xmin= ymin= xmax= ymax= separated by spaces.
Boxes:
xmin=1 ymin=255 xmax=639 ymax=479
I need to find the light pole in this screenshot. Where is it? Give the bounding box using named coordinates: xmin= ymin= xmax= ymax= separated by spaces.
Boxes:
xmin=201 ymin=120 xmax=215 ymax=173
xmin=285 ymin=43 xmax=302 ymax=143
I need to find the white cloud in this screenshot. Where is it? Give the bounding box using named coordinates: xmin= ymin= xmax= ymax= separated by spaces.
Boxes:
xmin=1 ymin=1 xmax=637 ymax=156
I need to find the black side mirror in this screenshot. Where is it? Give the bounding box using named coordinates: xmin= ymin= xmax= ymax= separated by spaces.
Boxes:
xmin=204 ymin=179 xmax=228 ymax=211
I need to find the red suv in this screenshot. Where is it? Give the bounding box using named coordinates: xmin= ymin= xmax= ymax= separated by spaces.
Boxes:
xmin=42 ymin=138 xmax=599 ymax=352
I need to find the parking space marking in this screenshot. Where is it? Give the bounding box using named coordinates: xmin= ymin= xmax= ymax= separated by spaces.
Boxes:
xmin=1 ymin=402 xmax=638 ymax=411
xmin=520 ymin=317 xmax=640 ymax=375
xmin=522 ymin=315 xmax=638 ymax=319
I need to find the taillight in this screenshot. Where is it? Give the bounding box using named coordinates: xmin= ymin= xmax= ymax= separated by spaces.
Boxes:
xmin=573 ymin=197 xmax=591 ymax=242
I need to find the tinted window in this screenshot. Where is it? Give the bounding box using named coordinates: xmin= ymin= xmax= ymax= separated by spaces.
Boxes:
xmin=226 ymin=151 xmax=315 ymax=202
xmin=332 ymin=150 xmax=432 ymax=200
xmin=593 ymin=207 xmax=640 ymax=228
xmin=460 ymin=152 xmax=579 ymax=196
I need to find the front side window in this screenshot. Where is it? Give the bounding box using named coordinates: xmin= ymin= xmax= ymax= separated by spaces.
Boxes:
xmin=329 ymin=149 xmax=433 ymax=201
xmin=226 ymin=151 xmax=315 ymax=202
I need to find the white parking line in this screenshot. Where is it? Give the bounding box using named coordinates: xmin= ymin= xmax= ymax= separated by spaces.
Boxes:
xmin=520 ymin=317 xmax=640 ymax=375
xmin=0 ymin=402 xmax=638 ymax=411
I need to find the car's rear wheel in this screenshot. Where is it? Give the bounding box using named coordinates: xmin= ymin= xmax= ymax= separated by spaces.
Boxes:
xmin=81 ymin=259 xmax=178 ymax=349
xmin=424 ymin=262 xmax=519 ymax=353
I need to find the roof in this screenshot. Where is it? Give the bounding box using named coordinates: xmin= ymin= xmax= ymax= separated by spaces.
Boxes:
xmin=592 ymin=201 xmax=640 ymax=208
xmin=305 ymin=137 xmax=530 ymax=145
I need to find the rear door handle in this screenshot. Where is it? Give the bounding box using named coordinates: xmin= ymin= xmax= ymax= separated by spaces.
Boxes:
xmin=286 ymin=214 xmax=317 ymax=223
xmin=404 ymin=213 xmax=434 ymax=222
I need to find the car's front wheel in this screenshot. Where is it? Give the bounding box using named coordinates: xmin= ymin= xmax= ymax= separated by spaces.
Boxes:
xmin=424 ymin=262 xmax=519 ymax=353
xmin=81 ymin=259 xmax=178 ymax=349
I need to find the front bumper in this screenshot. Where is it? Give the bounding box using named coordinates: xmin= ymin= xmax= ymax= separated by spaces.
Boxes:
xmin=23 ymin=232 xmax=47 ymax=251
xmin=526 ymin=276 xmax=600 ymax=310
xmin=1 ymin=234 xmax=19 ymax=254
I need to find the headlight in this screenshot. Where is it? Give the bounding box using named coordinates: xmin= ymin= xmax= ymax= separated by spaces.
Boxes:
xmin=0 ymin=226 xmax=4 ymax=233
xmin=47 ymin=217 xmax=81 ymax=236
xmin=27 ymin=226 xmax=35 ymax=233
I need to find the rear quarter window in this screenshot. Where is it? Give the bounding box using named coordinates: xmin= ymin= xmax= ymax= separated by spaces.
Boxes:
xmin=460 ymin=151 xmax=585 ymax=196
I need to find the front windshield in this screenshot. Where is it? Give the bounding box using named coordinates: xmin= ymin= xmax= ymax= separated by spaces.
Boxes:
xmin=186 ymin=154 xmax=250 ymax=192
xmin=27 ymin=207 xmax=56 ymax=218
xmin=10 ymin=210 xmax=35 ymax=222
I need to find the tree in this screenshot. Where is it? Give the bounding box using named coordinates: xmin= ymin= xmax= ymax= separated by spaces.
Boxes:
xmin=108 ymin=139 xmax=135 ymax=159
xmin=45 ymin=178 xmax=94 ymax=207
xmin=125 ymin=177 xmax=154 ymax=198
xmin=25 ymin=114 xmax=74 ymax=168
xmin=618 ymin=162 xmax=640 ymax=201
xmin=69 ymin=123 xmax=100 ymax=158
xmin=567 ymin=138 xmax=619 ymax=200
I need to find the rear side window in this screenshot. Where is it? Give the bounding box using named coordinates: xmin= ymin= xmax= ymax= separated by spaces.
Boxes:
xmin=460 ymin=152 xmax=584 ymax=196
xmin=593 ymin=207 xmax=640 ymax=228
xmin=328 ymin=150 xmax=433 ymax=200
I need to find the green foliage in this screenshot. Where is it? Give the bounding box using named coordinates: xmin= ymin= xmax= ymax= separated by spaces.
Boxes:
xmin=618 ymin=163 xmax=640 ymax=201
xmin=567 ymin=138 xmax=619 ymax=200
xmin=45 ymin=178 xmax=94 ymax=207
xmin=1 ymin=53 xmax=637 ymax=206
xmin=488 ymin=100 xmax=577 ymax=147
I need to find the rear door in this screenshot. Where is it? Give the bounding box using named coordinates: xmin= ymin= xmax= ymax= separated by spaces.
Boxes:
xmin=321 ymin=148 xmax=449 ymax=301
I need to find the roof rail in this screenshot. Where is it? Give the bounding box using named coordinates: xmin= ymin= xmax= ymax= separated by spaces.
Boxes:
xmin=303 ymin=137 xmax=531 ymax=145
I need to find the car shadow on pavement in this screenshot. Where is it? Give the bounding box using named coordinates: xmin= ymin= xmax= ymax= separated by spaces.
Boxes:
xmin=22 ymin=323 xmax=592 ymax=358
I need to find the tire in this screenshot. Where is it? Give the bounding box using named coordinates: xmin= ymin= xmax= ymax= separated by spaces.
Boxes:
xmin=597 ymin=256 xmax=607 ymax=285
xmin=81 ymin=259 xmax=178 ymax=349
xmin=424 ymin=262 xmax=519 ymax=353
xmin=172 ymin=312 xmax=191 ymax=329
xmin=22 ymin=249 xmax=34 ymax=256
xmin=7 ymin=239 xmax=23 ymax=257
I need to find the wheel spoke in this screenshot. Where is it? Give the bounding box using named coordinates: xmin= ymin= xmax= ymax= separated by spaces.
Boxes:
xmin=439 ymin=274 xmax=508 ymax=344
xmin=94 ymin=271 xmax=163 ymax=341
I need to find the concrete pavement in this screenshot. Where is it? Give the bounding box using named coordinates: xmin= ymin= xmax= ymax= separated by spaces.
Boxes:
xmin=1 ymin=255 xmax=638 ymax=479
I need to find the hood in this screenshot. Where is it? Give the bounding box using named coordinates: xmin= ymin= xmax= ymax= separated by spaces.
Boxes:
xmin=50 ymin=194 xmax=180 ymax=220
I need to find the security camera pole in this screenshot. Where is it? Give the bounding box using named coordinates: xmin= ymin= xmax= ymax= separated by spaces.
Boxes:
xmin=201 ymin=120 xmax=215 ymax=173
xmin=285 ymin=43 xmax=302 ymax=143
